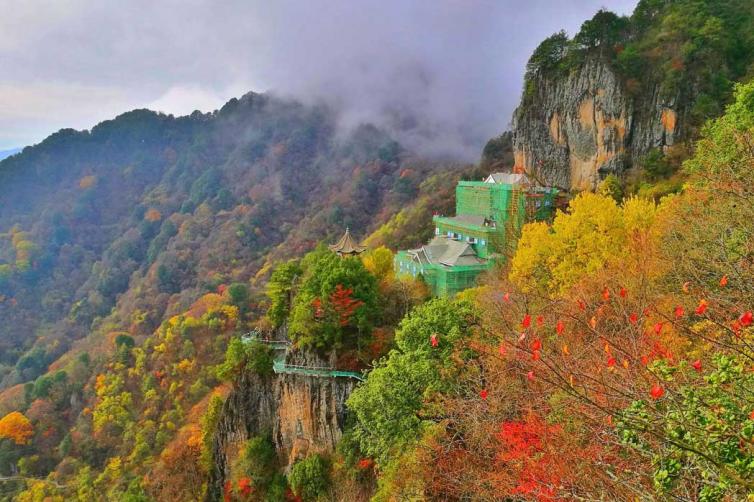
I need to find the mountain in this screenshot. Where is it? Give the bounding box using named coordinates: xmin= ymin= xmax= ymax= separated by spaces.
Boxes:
xmin=0 ymin=90 xmax=481 ymax=499
xmin=511 ymin=0 xmax=754 ymax=190
xmin=0 ymin=92 xmax=468 ymax=391
xmin=0 ymin=148 xmax=21 ymax=161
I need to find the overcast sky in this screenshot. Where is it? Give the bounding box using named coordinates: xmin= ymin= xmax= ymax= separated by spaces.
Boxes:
xmin=0 ymin=0 xmax=638 ymax=158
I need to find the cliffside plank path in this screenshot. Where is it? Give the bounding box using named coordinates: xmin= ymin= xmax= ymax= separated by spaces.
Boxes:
xmin=241 ymin=330 xmax=364 ymax=382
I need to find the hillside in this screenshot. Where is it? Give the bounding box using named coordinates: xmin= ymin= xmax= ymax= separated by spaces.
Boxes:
xmin=0 ymin=89 xmax=484 ymax=500
xmin=512 ymin=0 xmax=754 ymax=189
xmin=0 ymin=92 xmax=469 ymax=393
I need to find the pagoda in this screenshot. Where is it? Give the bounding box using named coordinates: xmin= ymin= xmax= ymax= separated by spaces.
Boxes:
xmin=329 ymin=228 xmax=366 ymax=256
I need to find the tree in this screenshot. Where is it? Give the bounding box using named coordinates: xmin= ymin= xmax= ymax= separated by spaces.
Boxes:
xmin=227 ymin=282 xmax=250 ymax=314
xmin=265 ymin=260 xmax=303 ymax=328
xmin=289 ymin=454 xmax=330 ymax=501
xmin=573 ymin=9 xmax=629 ymax=54
xmin=216 ymin=339 xmax=273 ymax=381
xmin=510 ymin=192 xmax=657 ymax=295
xmin=0 ymin=412 xmax=33 ymax=445
xmin=525 ymin=31 xmax=569 ymax=79
xmin=348 ymin=299 xmax=478 ymax=464
xmin=288 ymin=246 xmax=379 ymax=351
xmin=361 ymin=246 xmax=394 ymax=285
xmin=598 ymin=173 xmax=624 ymax=202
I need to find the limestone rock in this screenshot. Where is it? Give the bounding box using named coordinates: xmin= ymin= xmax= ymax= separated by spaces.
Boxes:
xmin=511 ymin=57 xmax=680 ymax=190
xmin=206 ymin=348 xmax=356 ymax=501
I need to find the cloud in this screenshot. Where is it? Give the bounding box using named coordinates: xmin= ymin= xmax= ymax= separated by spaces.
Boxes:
xmin=146 ymin=85 xmax=247 ymax=117
xmin=0 ymin=0 xmax=639 ymax=156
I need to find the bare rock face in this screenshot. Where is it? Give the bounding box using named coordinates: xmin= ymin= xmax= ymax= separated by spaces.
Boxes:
xmin=207 ymin=348 xmax=356 ymax=501
xmin=512 ymin=57 xmax=679 ymax=190
xmin=273 ymin=350 xmax=356 ymax=465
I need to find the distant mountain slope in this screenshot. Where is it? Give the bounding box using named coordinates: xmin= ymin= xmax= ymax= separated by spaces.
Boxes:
xmin=0 ymin=148 xmax=21 ymax=161
xmin=0 ymin=92 xmax=460 ymax=390
xmin=511 ymin=0 xmax=754 ymax=189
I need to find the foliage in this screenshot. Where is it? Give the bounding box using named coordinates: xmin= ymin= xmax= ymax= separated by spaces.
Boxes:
xmin=288 ymin=246 xmax=379 ymax=351
xmin=0 ymin=411 xmax=33 ymax=445
xmin=360 ymin=246 xmax=394 ymax=285
xmin=347 ymin=299 xmax=478 ymax=465
xmin=265 ymin=260 xmax=303 ymax=328
xmin=525 ymin=31 xmax=570 ymax=80
xmin=510 ymin=192 xmax=658 ymax=295
xmin=414 ymin=81 xmax=754 ymax=500
xmin=217 ymin=338 xmax=274 ymax=380
xmin=288 ymin=454 xmax=330 ymax=501
xmin=597 ymin=173 xmax=624 ymax=202
xmin=640 ymin=148 xmax=674 ymax=180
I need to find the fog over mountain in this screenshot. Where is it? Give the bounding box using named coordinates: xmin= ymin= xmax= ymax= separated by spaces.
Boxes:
xmin=0 ymin=0 xmax=637 ymax=157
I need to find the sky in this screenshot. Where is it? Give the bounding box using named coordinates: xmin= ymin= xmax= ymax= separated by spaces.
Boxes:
xmin=0 ymin=0 xmax=638 ymax=159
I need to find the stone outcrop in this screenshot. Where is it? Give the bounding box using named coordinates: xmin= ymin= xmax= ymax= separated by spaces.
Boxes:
xmin=511 ymin=57 xmax=681 ymax=190
xmin=207 ymin=348 xmax=356 ymax=501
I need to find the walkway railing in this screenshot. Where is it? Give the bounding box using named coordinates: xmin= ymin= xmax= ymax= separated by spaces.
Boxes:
xmin=241 ymin=331 xmax=364 ymax=382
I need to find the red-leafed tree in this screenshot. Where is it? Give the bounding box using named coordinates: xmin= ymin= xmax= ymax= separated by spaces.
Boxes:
xmin=330 ymin=284 xmax=364 ymax=327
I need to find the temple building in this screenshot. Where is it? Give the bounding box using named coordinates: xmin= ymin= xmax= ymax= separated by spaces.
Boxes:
xmin=329 ymin=227 xmax=366 ymax=256
xmin=395 ymin=173 xmax=558 ymax=297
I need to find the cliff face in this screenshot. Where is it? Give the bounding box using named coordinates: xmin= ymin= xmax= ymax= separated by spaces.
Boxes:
xmin=512 ymin=58 xmax=679 ymax=190
xmin=207 ymin=349 xmax=356 ymax=500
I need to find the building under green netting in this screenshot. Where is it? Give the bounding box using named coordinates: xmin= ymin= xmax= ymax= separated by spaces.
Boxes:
xmin=395 ymin=172 xmax=557 ymax=297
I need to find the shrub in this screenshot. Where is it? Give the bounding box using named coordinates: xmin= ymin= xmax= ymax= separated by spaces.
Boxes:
xmin=289 ymin=454 xmax=330 ymax=501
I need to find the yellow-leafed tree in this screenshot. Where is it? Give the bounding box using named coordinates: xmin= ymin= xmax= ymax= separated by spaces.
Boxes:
xmin=0 ymin=411 xmax=33 ymax=445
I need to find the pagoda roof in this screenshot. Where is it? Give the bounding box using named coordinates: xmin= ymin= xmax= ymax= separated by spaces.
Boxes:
xmin=329 ymin=228 xmax=366 ymax=255
xmin=408 ymin=236 xmax=486 ymax=267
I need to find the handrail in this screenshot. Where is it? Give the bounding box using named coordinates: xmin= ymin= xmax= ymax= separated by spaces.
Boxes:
xmin=240 ymin=332 xmax=364 ymax=382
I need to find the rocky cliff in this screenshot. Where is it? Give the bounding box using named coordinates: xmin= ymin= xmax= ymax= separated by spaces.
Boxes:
xmin=511 ymin=57 xmax=680 ymax=190
xmin=207 ymin=348 xmax=356 ymax=501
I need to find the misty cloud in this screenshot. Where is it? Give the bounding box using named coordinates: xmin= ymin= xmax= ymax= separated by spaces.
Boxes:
xmin=0 ymin=0 xmax=638 ymax=157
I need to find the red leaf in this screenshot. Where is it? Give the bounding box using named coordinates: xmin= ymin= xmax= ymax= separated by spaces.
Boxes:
xmin=740 ymin=311 xmax=753 ymax=327
xmin=556 ymin=320 xmax=565 ymax=335
xmin=526 ymin=370 xmax=535 ymax=381
xmin=695 ymin=299 xmax=708 ymax=315
xmin=650 ymin=384 xmax=665 ymax=400
xmin=619 ymin=287 xmax=627 ymax=298
xmin=498 ymin=343 xmax=506 ymax=356
xmin=479 ymin=389 xmax=488 ymax=400
xmin=522 ymin=314 xmax=531 ymax=328
xmin=691 ymin=360 xmax=702 ymax=372
xmin=629 ymin=312 xmax=638 ymax=324
xmin=607 ymin=357 xmax=616 ymax=367
xmin=674 ymin=306 xmax=684 ymax=319
xmin=503 ymin=292 xmax=511 ymax=302
xmin=720 ymin=275 xmax=728 ymax=287
xmin=530 ymin=339 xmax=542 ymax=352
xmin=430 ymin=334 xmax=438 ymax=347
xmin=602 ymin=287 xmax=610 ymax=301
xmin=654 ymin=322 xmax=663 ymax=335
